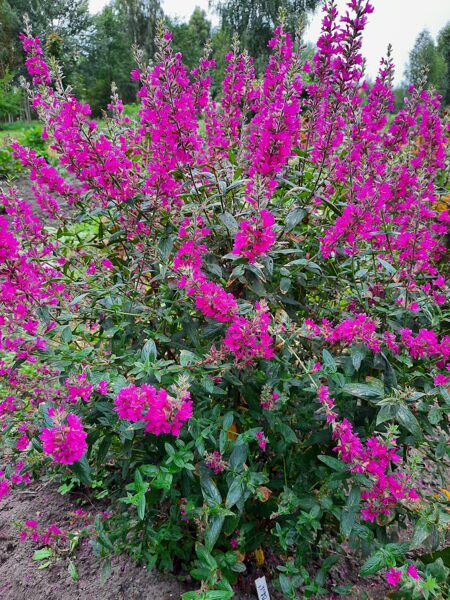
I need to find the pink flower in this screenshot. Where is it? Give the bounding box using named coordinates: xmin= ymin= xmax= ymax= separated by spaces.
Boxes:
xmin=40 ymin=413 xmax=87 ymax=465
xmin=0 ymin=478 xmax=10 ymax=500
xmin=25 ymin=519 xmax=38 ymax=528
xmin=233 ymin=210 xmax=276 ymax=263
xmin=256 ymin=431 xmax=267 ymax=450
xmin=114 ymin=384 xmax=192 ymax=437
xmin=16 ymin=434 xmax=30 ymax=451
xmin=96 ymin=380 xmax=109 ymax=395
xmin=434 ymin=374 xmax=450 ymax=386
xmin=386 ymin=567 xmax=402 ymax=587
xmin=101 ymin=258 xmax=114 ymax=270
xmin=406 ymin=564 xmax=420 ymax=580
xmin=205 ymin=450 xmax=227 ymax=475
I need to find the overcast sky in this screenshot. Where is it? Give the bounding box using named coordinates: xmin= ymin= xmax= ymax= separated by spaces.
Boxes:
xmin=89 ymin=0 xmax=450 ymax=85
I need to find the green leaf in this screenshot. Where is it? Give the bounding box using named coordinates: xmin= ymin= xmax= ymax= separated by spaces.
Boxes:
xmin=229 ymin=443 xmax=248 ymax=471
xmin=200 ymin=470 xmax=222 ymax=507
xmin=396 ymin=404 xmax=422 ymax=438
xmin=412 ymin=518 xmax=432 ymax=548
xmin=101 ymin=559 xmax=112 ymax=584
xmin=341 ymin=507 xmax=358 ymax=537
xmin=180 ymin=350 xmax=198 ymax=366
xmin=278 ymin=423 xmax=298 ymax=444
xmin=385 ymin=542 xmax=410 ymax=558
xmin=137 ymin=493 xmax=146 ymax=520
xmin=68 ymin=560 xmax=79 ymax=582
xmin=196 ymin=543 xmax=218 ymax=570
xmin=322 ymin=349 xmax=336 ymax=371
xmin=33 ymin=548 xmax=54 ymax=561
xmin=285 ymin=208 xmax=307 ymax=231
xmin=342 ymin=383 xmax=383 ymax=400
xmin=97 ymin=435 xmax=112 ymax=464
xmin=182 ymin=592 xmax=206 ymax=600
xmin=205 ymin=592 xmax=234 ymax=600
xmin=158 ymin=236 xmax=174 ymax=260
xmin=350 ymin=345 xmax=366 ymax=371
xmin=376 ymin=404 xmax=396 ymax=426
xmin=218 ymin=212 xmax=238 ymax=233
xmin=190 ymin=568 xmax=211 ymax=580
xmin=318 ymin=455 xmax=347 ymax=472
xmin=61 ymin=325 xmax=73 ymax=343
xmin=428 ymin=407 xmax=442 ymax=425
xmin=360 ymin=551 xmax=385 ymax=576
xmin=378 ymin=258 xmax=396 ymax=274
xmin=205 ymin=515 xmax=225 ymax=551
xmin=280 ymin=277 xmax=291 ymax=294
xmin=141 ymin=339 xmax=157 ymax=361
xmin=69 ymin=454 xmax=92 ymax=486
xmin=226 ymin=478 xmax=245 ymax=509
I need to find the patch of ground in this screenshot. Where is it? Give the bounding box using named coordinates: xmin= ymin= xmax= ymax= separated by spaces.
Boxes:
xmin=0 ymin=483 xmax=186 ymax=600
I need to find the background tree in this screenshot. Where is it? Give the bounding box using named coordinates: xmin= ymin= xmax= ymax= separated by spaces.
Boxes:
xmin=0 ymin=0 xmax=91 ymax=93
xmin=77 ymin=4 xmax=137 ymax=115
xmin=0 ymin=70 xmax=22 ymax=118
xmin=209 ymin=0 xmax=321 ymax=70
xmin=437 ymin=22 xmax=450 ymax=106
xmin=115 ymin=0 xmax=162 ymax=61
xmin=170 ymin=7 xmax=212 ymax=72
xmin=405 ymin=29 xmax=448 ymax=99
xmin=0 ymin=1 xmax=21 ymax=78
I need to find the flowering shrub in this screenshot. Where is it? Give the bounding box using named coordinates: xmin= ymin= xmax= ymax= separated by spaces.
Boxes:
xmin=0 ymin=1 xmax=449 ymax=598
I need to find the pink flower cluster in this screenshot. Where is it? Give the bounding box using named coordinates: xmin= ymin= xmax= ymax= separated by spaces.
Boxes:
xmin=309 ymin=1 xmax=447 ymax=287
xmin=304 ymin=315 xmax=450 ymax=380
xmin=223 ymin=302 xmax=274 ymax=364
xmin=260 ymin=386 xmax=279 ymax=410
xmin=305 ymin=314 xmax=381 ymax=352
xmin=386 ymin=564 xmax=421 ymax=588
xmin=0 ymin=462 xmax=31 ymax=501
xmin=232 ymin=210 xmax=276 ymax=263
xmin=19 ymin=34 xmax=51 ymax=85
xmin=40 ymin=413 xmax=87 ymax=465
xmin=205 ymin=450 xmax=227 ymax=475
xmin=20 ymin=519 xmax=66 ymax=545
xmin=114 ymin=383 xmax=192 ymax=437
xmin=174 ymin=227 xmax=274 ymax=366
xmin=65 ymin=371 xmax=93 ymax=403
xmin=317 ymin=385 xmax=418 ymax=522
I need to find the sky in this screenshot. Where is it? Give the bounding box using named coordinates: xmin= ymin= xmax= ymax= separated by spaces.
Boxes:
xmin=88 ymin=0 xmax=450 ymax=85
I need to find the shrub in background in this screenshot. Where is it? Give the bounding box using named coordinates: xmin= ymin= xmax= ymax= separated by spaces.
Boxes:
xmin=0 ymin=1 xmax=449 ymax=598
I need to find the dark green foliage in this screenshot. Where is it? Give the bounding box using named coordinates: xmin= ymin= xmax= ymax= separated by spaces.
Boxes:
xmin=170 ymin=8 xmax=212 ymax=72
xmin=76 ymin=5 xmax=137 ymax=115
xmin=437 ymin=22 xmax=450 ymax=106
xmin=210 ymin=0 xmax=321 ymax=71
xmin=405 ymin=29 xmax=448 ymax=99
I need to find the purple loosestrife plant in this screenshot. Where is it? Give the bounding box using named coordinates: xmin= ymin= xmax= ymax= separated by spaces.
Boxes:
xmin=0 ymin=2 xmax=449 ymax=597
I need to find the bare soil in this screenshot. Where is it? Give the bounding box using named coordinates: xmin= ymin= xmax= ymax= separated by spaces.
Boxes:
xmin=0 ymin=483 xmax=186 ymax=600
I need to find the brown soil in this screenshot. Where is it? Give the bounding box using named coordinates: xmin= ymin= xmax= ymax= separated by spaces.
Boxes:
xmin=0 ymin=483 xmax=186 ymax=600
